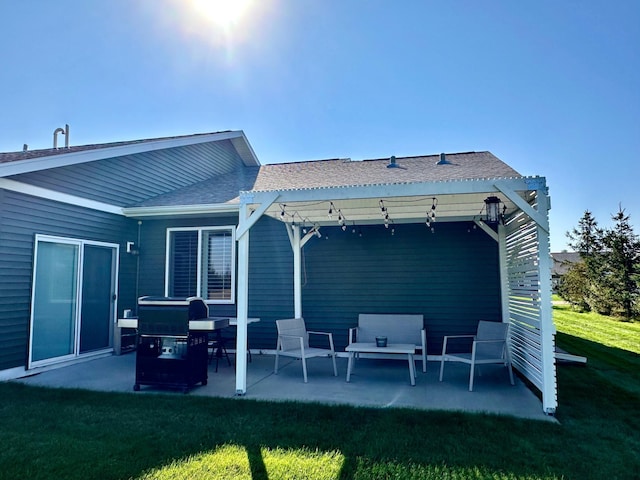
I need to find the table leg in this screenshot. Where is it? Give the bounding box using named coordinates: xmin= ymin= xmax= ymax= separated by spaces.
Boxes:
xmin=408 ymin=353 xmax=416 ymax=386
xmin=346 ymin=352 xmax=354 ymax=382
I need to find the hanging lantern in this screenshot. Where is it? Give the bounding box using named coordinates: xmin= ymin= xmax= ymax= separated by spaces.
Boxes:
xmin=484 ymin=196 xmax=502 ymax=224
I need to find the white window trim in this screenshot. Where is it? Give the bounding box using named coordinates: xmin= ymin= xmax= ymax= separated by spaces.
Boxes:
xmin=164 ymin=226 xmax=236 ymax=304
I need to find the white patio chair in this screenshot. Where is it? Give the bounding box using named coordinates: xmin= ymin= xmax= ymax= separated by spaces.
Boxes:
xmin=439 ymin=320 xmax=515 ymax=391
xmin=274 ymin=318 xmax=338 ymax=383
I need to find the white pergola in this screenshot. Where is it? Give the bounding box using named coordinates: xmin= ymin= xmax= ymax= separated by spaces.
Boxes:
xmin=233 ymin=176 xmax=557 ymax=414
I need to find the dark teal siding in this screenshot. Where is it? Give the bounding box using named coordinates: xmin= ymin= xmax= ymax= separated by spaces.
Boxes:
xmin=300 ymin=222 xmax=501 ymax=352
xmin=135 ymin=216 xmax=295 ymax=349
xmin=9 ymin=141 xmax=242 ymax=206
xmin=0 ymin=190 xmax=138 ymax=370
xmin=136 ymin=218 xmax=499 ymax=353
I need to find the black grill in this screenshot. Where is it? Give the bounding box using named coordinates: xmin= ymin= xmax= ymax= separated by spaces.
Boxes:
xmin=134 ymin=296 xmax=209 ymax=393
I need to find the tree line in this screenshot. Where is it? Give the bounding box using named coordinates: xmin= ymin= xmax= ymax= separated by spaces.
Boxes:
xmin=558 ymin=207 xmax=640 ymax=320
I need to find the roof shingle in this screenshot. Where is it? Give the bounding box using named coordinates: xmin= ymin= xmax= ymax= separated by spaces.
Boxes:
xmin=133 ymin=151 xmax=521 ymax=208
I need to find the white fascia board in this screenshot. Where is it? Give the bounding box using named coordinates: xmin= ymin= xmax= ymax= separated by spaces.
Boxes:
xmin=0 ymin=178 xmax=124 ymax=215
xmin=123 ymin=204 xmax=240 ymax=218
xmin=230 ymin=131 xmax=261 ymax=166
xmin=243 ymin=177 xmax=536 ymax=204
xmin=0 ymin=130 xmax=256 ymax=177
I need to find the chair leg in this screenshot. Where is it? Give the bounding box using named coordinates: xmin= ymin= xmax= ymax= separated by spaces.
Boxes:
xmin=330 ymin=353 xmax=337 ymax=377
xmin=274 ymin=351 xmax=280 ymax=374
xmin=439 ymin=339 xmax=448 ymax=381
xmin=301 ymin=357 xmax=308 ymax=383
xmin=469 ymin=343 xmax=478 ymax=391
xmin=507 ymin=362 xmax=515 ymax=385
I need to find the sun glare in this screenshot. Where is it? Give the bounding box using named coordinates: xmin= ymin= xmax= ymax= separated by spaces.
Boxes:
xmin=191 ymin=0 xmax=253 ymax=29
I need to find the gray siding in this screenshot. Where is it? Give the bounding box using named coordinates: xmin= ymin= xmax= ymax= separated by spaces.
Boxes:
xmin=0 ymin=189 xmax=138 ymax=370
xmin=9 ymin=140 xmax=242 ymax=206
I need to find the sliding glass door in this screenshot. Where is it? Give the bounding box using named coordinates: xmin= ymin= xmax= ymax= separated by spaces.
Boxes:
xmin=29 ymin=236 xmax=118 ymax=368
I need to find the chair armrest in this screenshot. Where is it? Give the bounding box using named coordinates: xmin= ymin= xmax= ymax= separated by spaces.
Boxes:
xmin=441 ymin=334 xmax=476 ymax=354
xmin=443 ymin=334 xmax=476 ymax=341
xmin=307 ymin=331 xmax=335 ymax=352
xmin=473 ymin=339 xmax=505 ymax=345
xmin=307 ymin=331 xmax=331 ymax=336
xmin=348 ymin=327 xmax=358 ymax=344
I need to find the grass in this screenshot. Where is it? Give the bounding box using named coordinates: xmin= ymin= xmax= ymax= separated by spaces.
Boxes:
xmin=0 ymin=308 xmax=638 ymax=480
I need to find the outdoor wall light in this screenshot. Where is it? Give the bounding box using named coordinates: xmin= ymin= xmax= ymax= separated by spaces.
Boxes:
xmin=484 ymin=196 xmax=506 ymax=224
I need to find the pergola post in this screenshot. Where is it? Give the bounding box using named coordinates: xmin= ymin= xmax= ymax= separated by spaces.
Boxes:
xmin=536 ymin=189 xmax=556 ymax=414
xmin=498 ymin=224 xmax=510 ymax=323
xmin=291 ymin=225 xmax=303 ymax=318
xmin=235 ymin=203 xmax=250 ymax=395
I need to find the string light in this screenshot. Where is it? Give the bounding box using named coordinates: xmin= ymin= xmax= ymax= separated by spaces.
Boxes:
xmin=282 ymin=197 xmax=445 ymax=238
xmin=425 ymin=197 xmax=438 ymax=231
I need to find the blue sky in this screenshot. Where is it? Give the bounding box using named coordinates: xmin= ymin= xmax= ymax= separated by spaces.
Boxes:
xmin=1 ymin=0 xmax=638 ymax=252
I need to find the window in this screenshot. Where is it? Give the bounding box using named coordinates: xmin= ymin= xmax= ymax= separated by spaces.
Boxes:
xmin=166 ymin=227 xmax=235 ymax=303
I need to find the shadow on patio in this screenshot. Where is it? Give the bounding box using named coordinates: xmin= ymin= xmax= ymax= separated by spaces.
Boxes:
xmin=14 ymin=352 xmax=554 ymax=422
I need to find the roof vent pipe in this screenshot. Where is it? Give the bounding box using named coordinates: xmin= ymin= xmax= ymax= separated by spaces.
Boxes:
xmin=436 ymin=152 xmax=451 ymax=165
xmin=387 ymin=155 xmax=398 ymax=168
xmin=53 ymin=127 xmax=64 ymax=149
xmin=53 ymin=124 xmax=70 ymax=149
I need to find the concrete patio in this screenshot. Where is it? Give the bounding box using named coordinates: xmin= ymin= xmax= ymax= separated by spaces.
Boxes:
xmin=14 ymin=351 xmax=554 ymax=422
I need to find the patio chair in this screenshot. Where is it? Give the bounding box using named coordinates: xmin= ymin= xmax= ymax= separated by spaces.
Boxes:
xmin=274 ymin=318 xmax=338 ymax=383
xmin=439 ymin=320 xmax=515 ymax=391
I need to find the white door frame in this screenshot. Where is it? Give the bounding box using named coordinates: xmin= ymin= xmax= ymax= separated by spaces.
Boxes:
xmin=28 ymin=234 xmax=119 ymax=369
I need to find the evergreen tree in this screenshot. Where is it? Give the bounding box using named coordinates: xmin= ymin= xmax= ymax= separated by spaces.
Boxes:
xmin=566 ymin=210 xmax=605 ymax=312
xmin=601 ymin=207 xmax=640 ymax=319
xmin=565 ymin=208 xmax=640 ymax=319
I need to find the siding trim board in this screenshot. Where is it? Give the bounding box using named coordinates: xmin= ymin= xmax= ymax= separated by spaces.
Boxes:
xmin=0 ymin=178 xmax=123 ymax=215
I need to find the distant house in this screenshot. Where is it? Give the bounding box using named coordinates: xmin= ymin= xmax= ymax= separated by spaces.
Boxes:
xmin=551 ymin=252 xmax=582 ymax=291
xmin=0 ymin=130 xmax=557 ymax=414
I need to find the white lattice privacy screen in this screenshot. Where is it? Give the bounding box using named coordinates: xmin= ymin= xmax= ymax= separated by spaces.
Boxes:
xmin=503 ymin=191 xmax=557 ymax=414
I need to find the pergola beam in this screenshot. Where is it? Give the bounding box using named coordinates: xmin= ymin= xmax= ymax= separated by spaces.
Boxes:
xmin=494 ymin=181 xmax=548 ymax=233
xmin=245 ymin=177 xmax=538 ymax=205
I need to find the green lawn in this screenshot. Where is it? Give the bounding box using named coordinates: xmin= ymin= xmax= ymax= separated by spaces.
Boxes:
xmin=0 ymin=308 xmax=638 ymax=480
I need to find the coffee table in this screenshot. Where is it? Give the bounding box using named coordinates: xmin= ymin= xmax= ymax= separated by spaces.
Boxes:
xmin=345 ymin=342 xmax=416 ymax=386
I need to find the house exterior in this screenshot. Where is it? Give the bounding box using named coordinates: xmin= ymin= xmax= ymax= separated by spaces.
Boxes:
xmin=551 ymin=251 xmax=581 ymax=291
xmin=0 ymin=130 xmax=557 ymax=414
